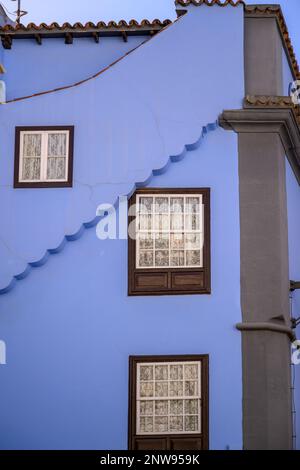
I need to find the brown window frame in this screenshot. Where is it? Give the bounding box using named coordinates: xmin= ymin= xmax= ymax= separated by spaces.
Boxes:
xmin=128 ymin=188 xmax=211 ymax=296
xmin=128 ymin=354 xmax=209 ymax=451
xmin=14 ymin=126 xmax=74 ymax=188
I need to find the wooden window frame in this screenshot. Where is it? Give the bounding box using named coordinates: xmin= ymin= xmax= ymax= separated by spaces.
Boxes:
xmin=14 ymin=126 xmax=74 ymax=188
xmin=128 ymin=355 xmax=209 ymax=451
xmin=128 ymin=188 xmax=211 ymax=296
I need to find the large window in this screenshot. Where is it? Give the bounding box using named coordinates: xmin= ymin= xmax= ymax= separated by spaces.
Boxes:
xmin=128 ymin=355 xmax=209 ymax=450
xmin=128 ymin=188 xmax=210 ymax=295
xmin=14 ymin=126 xmax=74 ymax=188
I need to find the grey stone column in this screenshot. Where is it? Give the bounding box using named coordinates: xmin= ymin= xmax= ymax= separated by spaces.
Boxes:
xmin=220 ymin=107 xmax=300 ymax=449
xmin=238 ymin=131 xmax=292 ymax=450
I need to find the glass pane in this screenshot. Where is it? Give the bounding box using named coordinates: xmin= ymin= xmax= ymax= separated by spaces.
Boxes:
xmin=170 ymin=365 xmax=183 ymax=380
xmin=184 ymin=364 xmax=198 ymax=380
xmin=155 ymin=400 xmax=168 ymax=416
xmin=170 ymin=381 xmax=183 ymax=397
xmin=140 ymin=365 xmax=153 ymax=381
xmin=155 ymin=250 xmax=169 ymax=267
xmin=154 ymin=214 xmax=169 ymax=231
xmin=139 ymin=251 xmax=153 ymax=268
xmin=139 ymin=214 xmax=152 ymax=231
xmin=186 ymin=250 xmax=201 ymax=267
xmin=186 ymin=197 xmax=200 ymax=213
xmin=170 ymin=416 xmax=183 ymax=432
xmin=185 ymin=233 xmax=200 ymax=250
xmin=140 ymin=401 xmax=154 ymax=416
xmin=140 ymin=382 xmax=154 ymax=398
xmin=170 ymin=233 xmax=184 ymax=249
xmin=154 ymin=416 xmax=168 ymax=433
xmin=155 ymin=197 xmax=168 ymax=213
xmin=171 ymin=213 xmax=184 ymax=230
xmin=155 ymin=365 xmax=168 ymax=381
xmin=23 ymin=134 xmax=41 ymax=157
xmin=185 ymin=381 xmax=198 ymax=397
xmin=155 ymin=382 xmax=168 ymax=397
xmin=184 ymin=399 xmax=198 ymax=415
xmin=170 ymin=197 xmax=184 ymax=213
xmin=185 ymin=213 xmax=200 ymax=231
xmin=170 ymin=250 xmax=184 ymax=267
xmin=139 ymin=233 xmax=154 ymax=250
xmin=170 ymin=399 xmax=183 ymax=415
xmin=22 ymin=157 xmax=41 ymax=181
xmin=185 ymin=415 xmax=198 ymax=432
xmin=48 ymin=133 xmax=67 ymax=157
xmin=139 ymin=197 xmax=153 ymax=214
xmin=47 ymin=157 xmax=66 ymax=180
xmin=140 ymin=416 xmax=153 ymax=433
xmin=155 ymin=233 xmax=169 ymax=250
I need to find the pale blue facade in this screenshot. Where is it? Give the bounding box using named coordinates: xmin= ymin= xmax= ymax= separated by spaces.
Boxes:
xmin=0 ymin=5 xmax=245 ymax=449
xmin=1 ymin=1 xmax=299 ymax=451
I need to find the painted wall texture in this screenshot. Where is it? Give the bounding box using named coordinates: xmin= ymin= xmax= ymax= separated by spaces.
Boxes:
xmin=0 ymin=128 xmax=243 ymax=450
xmin=0 ymin=5 xmax=245 ymax=449
xmin=0 ymin=5 xmax=244 ymax=292
xmin=286 ymin=161 xmax=300 ymax=450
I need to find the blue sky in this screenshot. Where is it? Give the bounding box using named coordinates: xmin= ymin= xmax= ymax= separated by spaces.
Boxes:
xmin=1 ymin=0 xmax=299 ymax=58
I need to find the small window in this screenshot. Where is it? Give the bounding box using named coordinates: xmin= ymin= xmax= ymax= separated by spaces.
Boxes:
xmin=14 ymin=126 xmax=74 ymax=188
xmin=128 ymin=188 xmax=210 ymax=295
xmin=128 ymin=355 xmax=209 ymax=450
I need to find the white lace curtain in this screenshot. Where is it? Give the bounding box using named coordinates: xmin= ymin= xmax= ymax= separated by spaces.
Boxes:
xmin=21 ymin=132 xmax=67 ymax=181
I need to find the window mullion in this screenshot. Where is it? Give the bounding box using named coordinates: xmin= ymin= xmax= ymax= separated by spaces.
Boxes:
xmin=41 ymin=132 xmax=48 ymax=182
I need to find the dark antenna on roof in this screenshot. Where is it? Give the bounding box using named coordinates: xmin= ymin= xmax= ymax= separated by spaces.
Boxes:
xmin=11 ymin=0 xmax=27 ymax=24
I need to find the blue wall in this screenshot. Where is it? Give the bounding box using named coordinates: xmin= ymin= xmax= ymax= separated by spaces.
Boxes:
xmin=0 ymin=127 xmax=243 ymax=449
xmin=0 ymin=5 xmax=245 ymax=449
xmin=286 ymin=161 xmax=300 ymax=450
xmin=3 ymin=36 xmax=145 ymax=101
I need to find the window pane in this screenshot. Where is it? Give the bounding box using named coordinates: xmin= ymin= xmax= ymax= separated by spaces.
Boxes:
xmin=185 ymin=381 xmax=198 ymax=397
xmin=170 ymin=416 xmax=183 ymax=432
xmin=185 ymin=416 xmax=198 ymax=432
xmin=23 ymin=134 xmax=41 ymax=157
xmin=185 ymin=233 xmax=200 ymax=250
xmin=184 ymin=364 xmax=198 ymax=380
xmin=170 ymin=250 xmax=184 ymax=267
xmin=140 ymin=401 xmax=154 ymax=416
xmin=170 ymin=399 xmax=183 ymax=415
xmin=186 ymin=250 xmax=201 ymax=267
xmin=22 ymin=157 xmax=41 ymax=181
xmin=155 ymin=250 xmax=169 ymax=267
xmin=48 ymin=133 xmax=67 ymax=157
xmin=140 ymin=365 xmax=153 ymax=381
xmin=185 ymin=213 xmax=200 ymax=231
xmin=139 ymin=214 xmax=152 ymax=231
xmin=155 ymin=233 xmax=169 ymax=250
xmin=155 ymin=400 xmax=168 ymax=416
xmin=170 ymin=197 xmax=184 ymax=213
xmin=140 ymin=382 xmax=154 ymax=398
xmin=170 ymin=365 xmax=183 ymax=380
xmin=140 ymin=417 xmax=153 ymax=433
xmin=155 ymin=382 xmax=168 ymax=397
xmin=155 ymin=365 xmax=168 ymax=381
xmin=139 ymin=251 xmax=153 ymax=268
xmin=154 ymin=416 xmax=168 ymax=433
xmin=171 ymin=213 xmax=184 ymax=230
xmin=139 ymin=197 xmax=153 ymax=214
xmin=170 ymin=233 xmax=184 ymax=249
xmin=47 ymin=157 xmax=66 ymax=180
xmin=170 ymin=381 xmax=183 ymax=397
xmin=155 ymin=197 xmax=168 ymax=213
xmin=139 ymin=233 xmax=154 ymax=250
xmin=154 ymin=214 xmax=169 ymax=231
xmin=185 ymin=399 xmax=198 ymax=415
xmin=186 ymin=197 xmax=200 ymax=213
